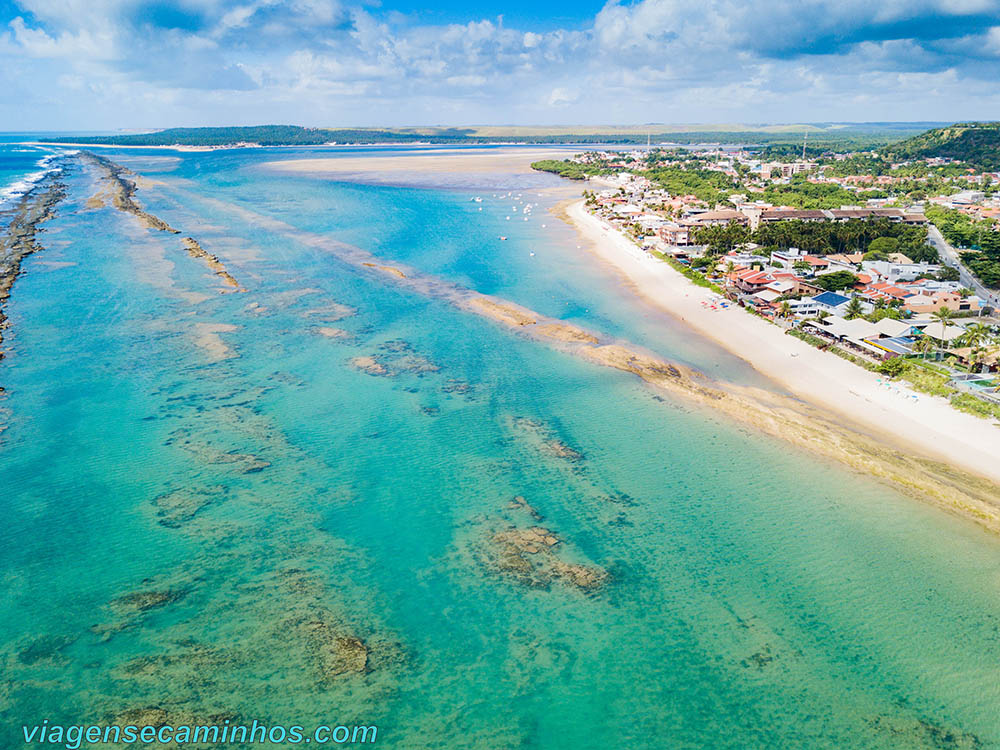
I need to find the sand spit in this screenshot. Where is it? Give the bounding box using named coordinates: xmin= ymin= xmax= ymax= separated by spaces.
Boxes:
xmin=0 ymin=178 xmax=67 ymax=358
xmin=262 ymin=148 xmax=578 ymax=177
xmin=147 ymin=185 xmax=1000 ymax=531
xmin=463 ymin=296 xmax=538 ymax=327
xmin=181 ymin=238 xmax=246 ymax=292
xmin=80 ymin=153 xmax=247 ymax=292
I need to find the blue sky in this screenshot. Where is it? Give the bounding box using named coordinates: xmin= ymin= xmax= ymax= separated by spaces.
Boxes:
xmin=1 ymin=0 xmax=999 ymax=129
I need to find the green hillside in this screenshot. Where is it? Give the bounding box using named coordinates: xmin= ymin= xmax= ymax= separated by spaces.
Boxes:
xmin=44 ymin=122 xmax=934 ymax=148
xmin=888 ymin=122 xmax=1000 ymax=169
xmin=46 ymin=125 xmax=431 ymax=146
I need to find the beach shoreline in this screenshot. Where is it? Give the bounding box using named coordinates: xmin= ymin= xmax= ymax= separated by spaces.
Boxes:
xmin=560 ymin=198 xmax=1000 ymax=486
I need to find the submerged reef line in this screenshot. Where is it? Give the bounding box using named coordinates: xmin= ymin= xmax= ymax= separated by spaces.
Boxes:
xmin=181 ymin=237 xmax=246 ymax=292
xmin=159 ymin=184 xmax=1000 ymax=531
xmin=0 ymin=177 xmax=67 ymax=360
xmin=80 ymin=152 xmax=246 ymax=292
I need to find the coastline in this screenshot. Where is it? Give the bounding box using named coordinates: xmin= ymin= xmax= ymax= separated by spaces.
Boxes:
xmin=46 ymin=151 xmax=1000 ymax=530
xmin=156 ymin=170 xmax=1000 ymax=529
xmin=560 ymin=197 xmax=1000 ymax=486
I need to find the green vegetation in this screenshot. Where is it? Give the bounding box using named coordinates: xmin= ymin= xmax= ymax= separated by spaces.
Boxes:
xmin=530 ymin=160 xmax=607 ymax=180
xmin=761 ymin=178 xmax=886 ymax=209
xmin=865 ymin=236 xmax=900 ymax=259
xmin=43 ymin=122 xmax=935 ymax=148
xmin=813 ymin=271 xmax=859 ymax=292
xmin=926 ymin=205 xmax=1000 ymax=288
xmin=874 ymin=358 xmax=1000 ymax=420
xmin=786 ymin=328 xmax=878 ymax=370
xmin=644 ymin=166 xmax=737 ymax=203
xmin=691 ymin=217 xmax=935 ymax=261
xmin=962 ymin=250 xmax=1000 ymax=288
xmin=888 ymin=122 xmax=1000 ymax=170
xmin=756 ymin=218 xmax=934 ymax=261
xmin=875 ymin=357 xmax=906 ymax=376
xmin=47 ymin=125 xmax=437 ymax=146
xmin=656 ymin=254 xmax=725 ymax=294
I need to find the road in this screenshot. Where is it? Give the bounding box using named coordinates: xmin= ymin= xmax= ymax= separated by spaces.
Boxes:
xmin=927 ymin=224 xmax=1000 ymax=309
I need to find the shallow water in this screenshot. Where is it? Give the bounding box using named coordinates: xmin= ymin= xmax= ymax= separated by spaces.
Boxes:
xmin=2 ymin=145 xmax=1000 ymax=749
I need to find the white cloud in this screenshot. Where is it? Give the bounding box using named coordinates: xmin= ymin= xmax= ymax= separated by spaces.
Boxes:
xmin=1 ymin=0 xmax=999 ymax=128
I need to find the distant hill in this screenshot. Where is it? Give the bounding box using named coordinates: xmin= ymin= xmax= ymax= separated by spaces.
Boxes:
xmin=42 ymin=123 xmax=935 ymax=149
xmin=46 ymin=125 xmax=434 ymax=146
xmin=887 ymin=122 xmax=1000 ymax=169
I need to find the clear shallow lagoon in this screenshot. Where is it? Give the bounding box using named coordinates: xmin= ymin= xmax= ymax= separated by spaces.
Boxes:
xmin=2 ymin=144 xmax=1000 ymax=749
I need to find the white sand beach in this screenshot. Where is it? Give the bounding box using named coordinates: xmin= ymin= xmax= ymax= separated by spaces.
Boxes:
xmin=563 ymin=199 xmax=1000 ymax=485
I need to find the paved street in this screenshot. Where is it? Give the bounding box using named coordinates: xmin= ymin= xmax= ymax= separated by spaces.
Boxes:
xmin=927 ymin=224 xmax=1000 ymax=309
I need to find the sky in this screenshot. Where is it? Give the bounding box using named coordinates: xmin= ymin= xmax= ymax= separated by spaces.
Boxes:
xmin=1 ymin=0 xmax=999 ymax=130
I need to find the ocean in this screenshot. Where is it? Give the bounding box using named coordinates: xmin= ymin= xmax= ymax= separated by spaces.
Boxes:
xmin=1 ymin=142 xmax=999 ymax=749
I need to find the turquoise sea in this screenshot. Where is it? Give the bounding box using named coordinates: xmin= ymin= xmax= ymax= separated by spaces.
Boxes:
xmin=2 ymin=142 xmax=1000 ymax=749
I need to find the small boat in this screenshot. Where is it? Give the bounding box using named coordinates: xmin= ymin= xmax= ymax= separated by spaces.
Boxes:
xmin=499 ymin=236 xmax=507 ymax=241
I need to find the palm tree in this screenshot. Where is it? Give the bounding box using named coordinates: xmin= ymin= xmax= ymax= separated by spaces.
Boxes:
xmin=845 ymin=295 xmax=864 ymax=320
xmin=779 ymin=301 xmax=792 ymax=320
xmin=912 ymin=336 xmax=934 ymax=360
xmin=960 ymin=323 xmax=990 ymax=350
xmin=932 ymin=306 xmax=953 ymax=325
xmin=969 ymin=345 xmax=987 ymax=374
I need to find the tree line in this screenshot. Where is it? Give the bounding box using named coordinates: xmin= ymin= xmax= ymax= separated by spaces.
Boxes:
xmin=692 ymin=218 xmax=937 ymax=262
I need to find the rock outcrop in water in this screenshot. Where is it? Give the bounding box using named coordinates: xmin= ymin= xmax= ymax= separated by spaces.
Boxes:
xmin=181 ymin=238 xmax=246 ymax=292
xmin=463 ymin=497 xmax=609 ymax=593
xmin=80 ymin=152 xmax=247 ymax=293
xmin=0 ymin=179 xmax=66 ymax=358
xmin=165 ymin=428 xmax=270 ymax=473
xmin=485 ymin=525 xmax=608 ymax=591
xmin=152 ymin=486 xmax=230 ymax=528
xmin=510 ymin=417 xmax=584 ymax=463
xmin=80 ymin=152 xmax=180 ymax=233
xmin=91 ymin=589 xmax=188 ymax=642
xmin=350 ymin=340 xmax=441 ymax=379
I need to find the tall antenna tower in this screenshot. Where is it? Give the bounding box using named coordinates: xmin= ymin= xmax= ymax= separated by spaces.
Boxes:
xmin=802 ymin=132 xmax=808 ymax=161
